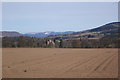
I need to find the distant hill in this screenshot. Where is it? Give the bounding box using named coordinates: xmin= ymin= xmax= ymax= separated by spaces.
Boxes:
xmin=0 ymin=31 xmax=23 ymax=37
xmin=1 ymin=31 xmax=74 ymax=37
xmin=1 ymin=22 xmax=119 ymax=38
xmin=24 ymin=31 xmax=74 ymax=37
xmin=86 ymin=22 xmax=120 ymax=33
xmin=49 ymin=22 xmax=120 ymax=39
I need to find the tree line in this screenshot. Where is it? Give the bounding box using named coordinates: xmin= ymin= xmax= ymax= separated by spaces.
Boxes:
xmin=2 ymin=34 xmax=119 ymax=48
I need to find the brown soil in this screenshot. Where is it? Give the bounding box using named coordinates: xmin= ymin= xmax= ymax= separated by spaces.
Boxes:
xmin=2 ymin=48 xmax=118 ymax=78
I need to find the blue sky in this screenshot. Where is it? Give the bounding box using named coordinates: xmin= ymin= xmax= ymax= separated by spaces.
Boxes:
xmin=2 ymin=2 xmax=118 ymax=33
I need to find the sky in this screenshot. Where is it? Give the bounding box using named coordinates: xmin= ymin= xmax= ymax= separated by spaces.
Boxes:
xmin=2 ymin=2 xmax=118 ymax=33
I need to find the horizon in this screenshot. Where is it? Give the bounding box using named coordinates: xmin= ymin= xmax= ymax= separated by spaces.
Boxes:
xmin=2 ymin=2 xmax=118 ymax=33
xmin=1 ymin=21 xmax=119 ymax=34
xmin=1 ymin=30 xmax=78 ymax=33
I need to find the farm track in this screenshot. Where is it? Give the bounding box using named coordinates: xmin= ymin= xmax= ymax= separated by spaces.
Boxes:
xmin=2 ymin=48 xmax=118 ymax=78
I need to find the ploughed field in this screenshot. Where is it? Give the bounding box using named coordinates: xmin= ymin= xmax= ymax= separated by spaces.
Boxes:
xmin=2 ymin=48 xmax=118 ymax=78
